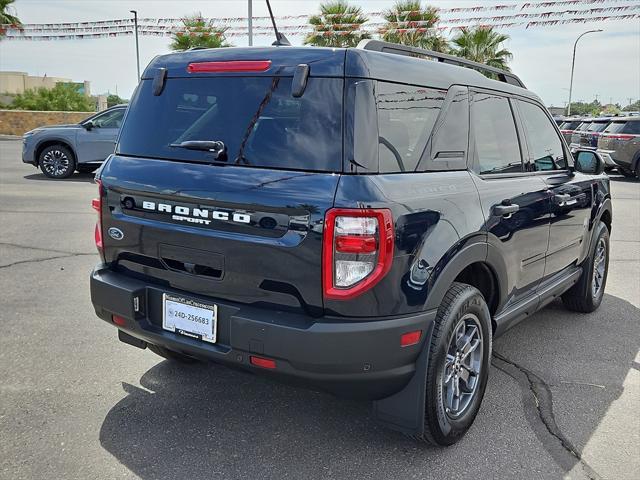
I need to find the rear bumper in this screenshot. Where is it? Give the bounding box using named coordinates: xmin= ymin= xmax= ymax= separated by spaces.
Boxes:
xmin=90 ymin=265 xmax=436 ymax=399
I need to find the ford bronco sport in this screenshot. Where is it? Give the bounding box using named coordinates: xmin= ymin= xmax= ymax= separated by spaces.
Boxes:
xmin=90 ymin=40 xmax=612 ymax=446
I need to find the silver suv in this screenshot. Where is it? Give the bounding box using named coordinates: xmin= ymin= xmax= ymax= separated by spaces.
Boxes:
xmin=597 ymin=117 xmax=640 ymax=179
xmin=21 ymin=105 xmax=127 ymax=179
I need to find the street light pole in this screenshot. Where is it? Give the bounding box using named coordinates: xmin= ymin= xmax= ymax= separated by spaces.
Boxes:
xmin=130 ymin=10 xmax=141 ymax=83
xmin=248 ymin=0 xmax=253 ymax=46
xmin=567 ymin=29 xmax=602 ymax=116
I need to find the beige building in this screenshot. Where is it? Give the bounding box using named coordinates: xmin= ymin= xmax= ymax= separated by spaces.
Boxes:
xmin=0 ymin=71 xmax=91 ymax=96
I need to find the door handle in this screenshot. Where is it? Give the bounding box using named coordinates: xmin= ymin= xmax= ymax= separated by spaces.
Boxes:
xmin=494 ymin=202 xmax=520 ymax=217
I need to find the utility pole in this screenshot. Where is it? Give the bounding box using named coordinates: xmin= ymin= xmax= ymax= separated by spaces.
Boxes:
xmin=130 ymin=10 xmax=141 ymax=83
xmin=567 ymin=29 xmax=602 ymax=116
xmin=248 ymin=0 xmax=253 ymax=46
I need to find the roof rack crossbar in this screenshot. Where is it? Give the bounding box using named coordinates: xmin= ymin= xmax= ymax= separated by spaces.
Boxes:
xmin=357 ymin=39 xmax=526 ymax=89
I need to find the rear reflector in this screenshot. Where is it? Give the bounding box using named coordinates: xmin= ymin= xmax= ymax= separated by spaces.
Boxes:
xmin=187 ymin=60 xmax=272 ymax=73
xmin=335 ymin=235 xmax=377 ymax=254
xmin=400 ymin=330 xmax=422 ymax=347
xmin=112 ymin=315 xmax=127 ymax=326
xmin=250 ymin=356 xmax=277 ymax=369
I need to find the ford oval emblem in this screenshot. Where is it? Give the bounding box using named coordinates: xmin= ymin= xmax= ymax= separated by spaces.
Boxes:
xmin=108 ymin=227 xmax=124 ymax=240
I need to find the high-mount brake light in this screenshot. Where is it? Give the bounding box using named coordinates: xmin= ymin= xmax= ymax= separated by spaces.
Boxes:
xmin=92 ymin=180 xmax=104 ymax=256
xmin=323 ymin=208 xmax=394 ymax=300
xmin=187 ymin=60 xmax=272 ymax=73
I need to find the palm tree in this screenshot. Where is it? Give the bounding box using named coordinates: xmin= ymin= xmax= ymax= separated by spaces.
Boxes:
xmin=0 ymin=0 xmax=20 ymax=25
xmin=169 ymin=13 xmax=231 ymax=51
xmin=305 ymin=1 xmax=370 ymax=48
xmin=0 ymin=0 xmax=21 ymax=39
xmin=451 ymin=26 xmax=513 ymax=71
xmin=381 ymin=1 xmax=448 ymax=53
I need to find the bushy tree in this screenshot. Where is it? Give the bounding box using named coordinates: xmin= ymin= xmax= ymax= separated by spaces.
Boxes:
xmin=107 ymin=94 xmax=127 ymax=108
xmin=568 ymin=100 xmax=602 ymax=116
xmin=623 ymin=100 xmax=640 ymax=111
xmin=451 ymin=26 xmax=513 ymax=71
xmin=305 ymin=1 xmax=370 ymax=48
xmin=170 ymin=13 xmax=231 ymax=51
xmin=11 ymin=83 xmax=94 ymax=111
xmin=381 ymin=1 xmax=448 ymax=52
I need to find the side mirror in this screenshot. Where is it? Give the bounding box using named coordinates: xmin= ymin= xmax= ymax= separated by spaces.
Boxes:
xmin=83 ymin=120 xmax=95 ymax=131
xmin=574 ymin=149 xmax=604 ymax=175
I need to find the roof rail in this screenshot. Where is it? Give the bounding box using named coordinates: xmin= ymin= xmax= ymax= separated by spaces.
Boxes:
xmin=357 ymin=39 xmax=526 ymax=89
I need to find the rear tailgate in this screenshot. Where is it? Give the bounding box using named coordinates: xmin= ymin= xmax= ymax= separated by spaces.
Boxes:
xmin=99 ymin=157 xmax=337 ymax=315
xmin=98 ymin=49 xmax=346 ymax=316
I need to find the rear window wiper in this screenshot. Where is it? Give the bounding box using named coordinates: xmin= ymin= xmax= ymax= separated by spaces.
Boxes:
xmin=169 ymin=140 xmax=227 ymax=160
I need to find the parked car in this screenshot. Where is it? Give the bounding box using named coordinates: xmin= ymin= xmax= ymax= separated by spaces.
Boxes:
xmin=570 ymin=117 xmax=610 ymax=151
xmin=559 ymin=119 xmax=583 ymax=144
xmin=597 ymin=116 xmax=640 ymax=178
xmin=570 ymin=117 xmax=616 ymax=169
xmin=21 ymin=104 xmax=127 ymax=179
xmin=89 ymin=41 xmax=612 ymax=446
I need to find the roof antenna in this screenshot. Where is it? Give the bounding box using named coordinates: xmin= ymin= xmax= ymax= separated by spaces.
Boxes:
xmin=265 ymin=0 xmax=291 ymax=46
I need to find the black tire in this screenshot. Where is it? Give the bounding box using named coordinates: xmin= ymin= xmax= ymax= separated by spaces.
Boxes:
xmin=618 ymin=167 xmax=635 ymax=178
xmin=147 ymin=343 xmax=198 ymax=363
xmin=38 ymin=144 xmax=76 ymax=179
xmin=418 ymin=282 xmax=492 ymax=446
xmin=562 ymin=221 xmax=610 ymax=313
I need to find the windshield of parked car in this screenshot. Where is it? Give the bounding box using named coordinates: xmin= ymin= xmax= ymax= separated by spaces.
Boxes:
xmin=560 ymin=121 xmax=581 ymax=130
xmin=587 ymin=121 xmax=609 ymax=132
xmin=576 ymin=122 xmax=591 ymax=131
xmin=117 ymin=76 xmax=343 ymax=172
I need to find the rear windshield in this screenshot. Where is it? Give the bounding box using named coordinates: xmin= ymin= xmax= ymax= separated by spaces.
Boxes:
xmin=587 ymin=121 xmax=609 ymax=132
xmin=576 ymin=122 xmax=591 ymax=131
xmin=118 ymin=77 xmax=343 ymax=171
xmin=604 ymin=121 xmax=640 ymax=134
xmin=560 ymin=121 xmax=581 ymax=130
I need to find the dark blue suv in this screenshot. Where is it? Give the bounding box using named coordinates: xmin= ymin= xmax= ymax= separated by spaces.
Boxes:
xmin=90 ymin=40 xmax=612 ymax=446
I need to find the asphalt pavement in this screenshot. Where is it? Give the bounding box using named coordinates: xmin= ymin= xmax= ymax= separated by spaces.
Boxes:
xmin=0 ymin=138 xmax=638 ymax=480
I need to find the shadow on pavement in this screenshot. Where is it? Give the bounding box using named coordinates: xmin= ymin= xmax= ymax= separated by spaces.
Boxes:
xmin=99 ymin=294 xmax=639 ymax=479
xmin=23 ymin=172 xmax=96 ymax=183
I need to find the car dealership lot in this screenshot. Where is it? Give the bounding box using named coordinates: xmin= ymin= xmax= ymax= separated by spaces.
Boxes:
xmin=0 ymin=138 xmax=638 ymax=479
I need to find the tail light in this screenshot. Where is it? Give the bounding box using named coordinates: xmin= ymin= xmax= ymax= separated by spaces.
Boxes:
xmin=323 ymin=208 xmax=394 ymax=300
xmin=92 ymin=179 xmax=104 ymax=259
xmin=603 ymin=133 xmax=635 ymax=140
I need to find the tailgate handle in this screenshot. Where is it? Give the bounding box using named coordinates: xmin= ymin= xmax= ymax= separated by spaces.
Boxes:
xmin=158 ymin=244 xmax=224 ymax=279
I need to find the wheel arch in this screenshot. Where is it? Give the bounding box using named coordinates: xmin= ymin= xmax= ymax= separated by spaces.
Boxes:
xmin=35 ymin=139 xmax=77 ymax=165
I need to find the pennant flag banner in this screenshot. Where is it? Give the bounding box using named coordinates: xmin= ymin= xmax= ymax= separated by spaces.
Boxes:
xmin=1 ymin=1 xmax=637 ymax=40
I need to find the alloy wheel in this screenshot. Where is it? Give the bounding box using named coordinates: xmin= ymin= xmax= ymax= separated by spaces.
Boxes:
xmin=591 ymin=238 xmax=607 ymax=298
xmin=442 ymin=314 xmax=483 ymax=418
xmin=41 ymin=150 xmax=70 ymax=177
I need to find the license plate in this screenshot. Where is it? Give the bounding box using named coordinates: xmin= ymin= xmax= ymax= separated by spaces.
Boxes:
xmin=162 ymin=294 xmax=217 ymax=343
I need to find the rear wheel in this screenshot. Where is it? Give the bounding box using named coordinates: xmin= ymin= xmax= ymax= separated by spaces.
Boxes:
xmin=562 ymin=221 xmax=609 ymax=313
xmin=418 ymin=282 xmax=492 ymax=446
xmin=39 ymin=145 xmax=76 ymax=179
xmin=147 ymin=343 xmax=198 ymax=363
xmin=618 ymin=167 xmax=635 ymax=178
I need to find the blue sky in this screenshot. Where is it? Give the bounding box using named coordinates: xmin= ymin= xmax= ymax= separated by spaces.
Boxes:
xmin=0 ymin=0 xmax=638 ymax=107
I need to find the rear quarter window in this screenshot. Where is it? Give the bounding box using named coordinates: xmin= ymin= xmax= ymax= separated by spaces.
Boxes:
xmin=376 ymin=82 xmax=446 ymax=173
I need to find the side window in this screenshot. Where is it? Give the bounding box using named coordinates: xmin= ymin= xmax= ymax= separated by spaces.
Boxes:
xmin=93 ymin=109 xmax=124 ymax=129
xmin=624 ymin=121 xmax=640 ymax=134
xmin=516 ymin=100 xmax=567 ymax=171
xmin=377 ymin=82 xmax=446 ymax=173
xmin=470 ymin=92 xmax=522 ymax=175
